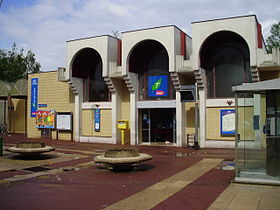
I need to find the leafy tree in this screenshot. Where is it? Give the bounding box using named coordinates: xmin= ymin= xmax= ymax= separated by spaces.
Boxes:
xmin=266 ymin=22 xmax=280 ymax=53
xmin=0 ymin=43 xmax=40 ymax=83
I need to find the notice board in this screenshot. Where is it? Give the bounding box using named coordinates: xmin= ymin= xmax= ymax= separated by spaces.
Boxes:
xmin=56 ymin=112 xmax=73 ymax=130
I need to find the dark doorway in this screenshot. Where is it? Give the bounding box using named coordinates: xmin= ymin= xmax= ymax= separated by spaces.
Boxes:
xmin=139 ymin=108 xmax=176 ymax=144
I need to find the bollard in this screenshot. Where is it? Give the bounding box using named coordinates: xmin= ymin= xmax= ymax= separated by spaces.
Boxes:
xmin=0 ymin=137 xmax=3 ymax=156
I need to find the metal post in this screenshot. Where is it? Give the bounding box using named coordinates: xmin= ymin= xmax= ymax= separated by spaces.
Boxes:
xmin=121 ymin=130 xmax=125 ymax=145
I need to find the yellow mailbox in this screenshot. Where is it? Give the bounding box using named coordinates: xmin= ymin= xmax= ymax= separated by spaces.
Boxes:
xmin=117 ymin=120 xmax=128 ymax=130
xmin=117 ymin=120 xmax=128 ymax=145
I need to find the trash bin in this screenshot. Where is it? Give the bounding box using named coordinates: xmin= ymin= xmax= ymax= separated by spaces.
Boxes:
xmin=0 ymin=137 xmax=3 ymax=156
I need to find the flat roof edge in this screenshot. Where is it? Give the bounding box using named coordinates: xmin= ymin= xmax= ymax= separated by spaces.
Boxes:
xmin=192 ymin=14 xmax=257 ymax=25
xmin=67 ymin=34 xmax=119 ymax=43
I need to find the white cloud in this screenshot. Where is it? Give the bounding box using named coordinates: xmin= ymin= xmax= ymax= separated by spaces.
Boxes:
xmin=262 ymin=19 xmax=278 ymax=39
xmin=0 ymin=0 xmax=279 ymax=71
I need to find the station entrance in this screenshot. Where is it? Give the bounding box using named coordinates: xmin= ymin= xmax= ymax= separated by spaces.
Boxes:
xmin=139 ymin=108 xmax=176 ymax=144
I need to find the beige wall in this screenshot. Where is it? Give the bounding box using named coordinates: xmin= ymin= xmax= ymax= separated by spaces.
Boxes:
xmin=27 ymin=71 xmax=75 ymax=140
xmin=206 ymin=107 xmax=235 ymax=141
xmin=81 ymin=109 xmax=112 ymax=137
xmin=185 ymin=102 xmax=195 ymax=134
xmin=10 ymin=98 xmax=26 ymax=133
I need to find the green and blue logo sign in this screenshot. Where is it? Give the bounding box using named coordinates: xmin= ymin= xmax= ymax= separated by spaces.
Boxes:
xmin=148 ymin=75 xmax=168 ymax=97
xmin=31 ymin=78 xmax=38 ymax=117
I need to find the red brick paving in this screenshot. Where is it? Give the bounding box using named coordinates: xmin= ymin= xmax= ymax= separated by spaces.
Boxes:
xmin=0 ymin=133 xmax=235 ymax=210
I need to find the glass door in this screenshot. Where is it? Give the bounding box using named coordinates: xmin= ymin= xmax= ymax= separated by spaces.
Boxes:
xmin=139 ymin=109 xmax=151 ymax=143
xmin=139 ymin=108 xmax=176 ymax=144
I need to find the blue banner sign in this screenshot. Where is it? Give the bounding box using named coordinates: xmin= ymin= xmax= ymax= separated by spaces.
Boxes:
xmin=31 ymin=78 xmax=38 ymax=117
xmin=94 ymin=109 xmax=101 ymax=132
xmin=220 ymin=109 xmax=236 ymax=135
xmin=148 ymin=75 xmax=168 ymax=97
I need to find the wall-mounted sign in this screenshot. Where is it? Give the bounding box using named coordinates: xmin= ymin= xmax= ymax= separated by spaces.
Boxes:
xmin=30 ymin=78 xmax=38 ymax=117
xmin=220 ymin=109 xmax=236 ymax=135
xmin=148 ymin=75 xmax=168 ymax=97
xmin=36 ymin=110 xmax=55 ymax=129
xmin=56 ymin=112 xmax=72 ymax=130
xmin=38 ymin=104 xmax=47 ymax=108
xmin=94 ymin=109 xmax=101 ymax=132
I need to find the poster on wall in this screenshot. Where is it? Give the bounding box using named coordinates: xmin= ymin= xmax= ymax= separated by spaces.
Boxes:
xmin=56 ymin=112 xmax=72 ymax=130
xmin=36 ymin=110 xmax=55 ymax=129
xmin=220 ymin=109 xmax=236 ymax=135
xmin=148 ymin=75 xmax=168 ymax=97
xmin=30 ymin=78 xmax=38 ymax=117
xmin=94 ymin=109 xmax=101 ymax=132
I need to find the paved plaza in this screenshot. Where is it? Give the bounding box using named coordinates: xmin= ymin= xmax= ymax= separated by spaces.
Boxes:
xmin=0 ymin=134 xmax=279 ymax=210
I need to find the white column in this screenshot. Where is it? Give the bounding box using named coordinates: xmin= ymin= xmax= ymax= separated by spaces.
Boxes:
xmin=74 ymin=94 xmax=81 ymax=142
xmin=176 ymin=91 xmax=185 ymax=147
xmin=111 ymin=92 xmax=117 ymax=144
xmin=130 ymin=90 xmax=138 ymax=145
xmin=199 ymin=89 xmax=206 ymax=148
xmin=73 ymin=77 xmax=83 ymax=142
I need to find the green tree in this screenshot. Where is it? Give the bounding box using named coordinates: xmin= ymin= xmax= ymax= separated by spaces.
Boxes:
xmin=0 ymin=43 xmax=40 ymax=83
xmin=266 ymin=22 xmax=280 ymax=53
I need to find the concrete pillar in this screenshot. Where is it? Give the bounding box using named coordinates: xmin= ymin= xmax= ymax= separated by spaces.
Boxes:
xmin=111 ymin=91 xmax=122 ymax=144
xmin=176 ymin=91 xmax=185 ymax=147
xmin=74 ymin=94 xmax=81 ymax=142
xmin=199 ymin=89 xmax=206 ymax=148
xmin=130 ymin=90 xmax=138 ymax=145
xmin=73 ymin=78 xmax=83 ymax=142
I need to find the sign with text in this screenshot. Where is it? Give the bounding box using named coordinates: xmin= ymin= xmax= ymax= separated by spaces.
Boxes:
xmin=30 ymin=78 xmax=38 ymax=117
xmin=56 ymin=112 xmax=72 ymax=130
xmin=220 ymin=109 xmax=236 ymax=135
xmin=36 ymin=110 xmax=55 ymax=129
xmin=94 ymin=109 xmax=101 ymax=132
xmin=148 ymin=75 xmax=168 ymax=97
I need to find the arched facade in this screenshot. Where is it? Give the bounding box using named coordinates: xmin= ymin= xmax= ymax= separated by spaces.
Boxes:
xmin=126 ymin=39 xmax=177 ymax=145
xmin=200 ymin=31 xmax=251 ymax=98
xmin=41 ymin=14 xmax=277 ymax=149
xmin=71 ymin=48 xmax=110 ymax=102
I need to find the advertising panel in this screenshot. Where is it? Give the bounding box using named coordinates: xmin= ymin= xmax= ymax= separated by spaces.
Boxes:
xmin=30 ymin=78 xmax=38 ymax=117
xmin=220 ymin=109 xmax=236 ymax=135
xmin=148 ymin=75 xmax=168 ymax=97
xmin=36 ymin=110 xmax=55 ymax=129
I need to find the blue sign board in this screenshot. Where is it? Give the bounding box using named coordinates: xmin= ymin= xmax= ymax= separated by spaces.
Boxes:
xmin=94 ymin=109 xmax=101 ymax=132
xmin=30 ymin=78 xmax=38 ymax=117
xmin=148 ymin=75 xmax=168 ymax=97
xmin=38 ymin=104 xmax=47 ymax=108
xmin=220 ymin=109 xmax=236 ymax=135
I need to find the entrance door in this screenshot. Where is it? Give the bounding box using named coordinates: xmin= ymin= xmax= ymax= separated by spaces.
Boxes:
xmin=265 ymin=91 xmax=280 ymax=176
xmin=139 ymin=108 xmax=176 ymax=144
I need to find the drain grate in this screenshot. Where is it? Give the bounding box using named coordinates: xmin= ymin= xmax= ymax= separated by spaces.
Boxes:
xmin=23 ymin=166 xmax=51 ymax=172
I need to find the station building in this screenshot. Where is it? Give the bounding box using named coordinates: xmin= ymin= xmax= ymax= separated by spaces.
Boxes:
xmin=26 ymin=15 xmax=280 ymax=148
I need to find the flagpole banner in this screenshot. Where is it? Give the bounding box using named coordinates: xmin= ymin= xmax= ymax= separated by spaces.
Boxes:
xmin=31 ymin=78 xmax=38 ymax=117
xmin=148 ymin=75 xmax=168 ymax=97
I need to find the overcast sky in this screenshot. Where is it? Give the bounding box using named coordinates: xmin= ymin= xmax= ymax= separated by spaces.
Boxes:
xmin=0 ymin=0 xmax=279 ymax=71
